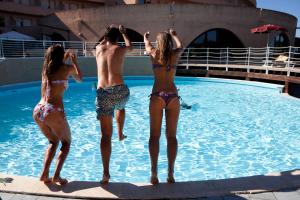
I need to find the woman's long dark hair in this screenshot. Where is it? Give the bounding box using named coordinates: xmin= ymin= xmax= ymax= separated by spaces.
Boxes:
xmin=42 ymin=44 xmax=65 ymax=81
xmin=156 ymin=32 xmax=173 ymax=65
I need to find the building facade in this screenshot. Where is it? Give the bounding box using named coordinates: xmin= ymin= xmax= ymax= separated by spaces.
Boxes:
xmin=107 ymin=0 xmax=256 ymax=6
xmin=39 ymin=0 xmax=296 ymax=48
xmin=0 ymin=0 xmax=298 ymax=48
xmin=0 ymin=0 xmax=105 ymax=38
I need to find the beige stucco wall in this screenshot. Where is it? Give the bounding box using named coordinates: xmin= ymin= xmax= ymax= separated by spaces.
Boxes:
xmin=108 ymin=0 xmax=256 ymax=7
xmin=39 ymin=3 xmax=296 ymax=47
xmin=0 ymin=57 xmax=152 ymax=86
xmin=169 ymin=0 xmax=256 ymax=7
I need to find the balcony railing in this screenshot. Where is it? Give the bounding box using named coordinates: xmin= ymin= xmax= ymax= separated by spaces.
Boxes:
xmin=178 ymin=46 xmax=300 ymax=72
xmin=0 ymin=39 xmax=148 ymax=58
xmin=0 ymin=39 xmax=300 ymax=75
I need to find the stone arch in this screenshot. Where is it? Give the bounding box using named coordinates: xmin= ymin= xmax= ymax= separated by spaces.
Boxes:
xmin=187 ymin=28 xmax=244 ymax=48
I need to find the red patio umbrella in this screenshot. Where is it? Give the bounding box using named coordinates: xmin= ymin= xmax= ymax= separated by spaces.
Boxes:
xmin=251 ymin=24 xmax=288 ymax=46
xmin=251 ymin=24 xmax=288 ymax=66
xmin=251 ymin=24 xmax=288 ymax=34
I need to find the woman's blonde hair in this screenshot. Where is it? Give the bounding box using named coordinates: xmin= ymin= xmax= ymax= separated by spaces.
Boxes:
xmin=156 ymin=32 xmax=173 ymax=65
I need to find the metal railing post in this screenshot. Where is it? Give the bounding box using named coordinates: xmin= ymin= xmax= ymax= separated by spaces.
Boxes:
xmin=265 ymin=46 xmax=269 ymax=74
xmin=287 ymin=46 xmax=292 ymax=76
xmin=186 ymin=48 xmax=190 ymax=69
xmin=247 ymin=47 xmax=251 ymax=73
xmin=83 ymin=41 xmax=86 ymax=57
xmin=226 ymin=47 xmax=229 ymax=71
xmin=266 ymin=46 xmax=269 ymax=64
xmin=288 ymin=46 xmax=292 ymax=68
xmin=22 ymin=40 xmax=25 ymax=58
xmin=139 ymin=43 xmax=142 ymax=56
xmin=43 ymin=40 xmax=45 ymax=53
xmin=0 ymin=39 xmax=3 ymax=58
xmin=206 ymin=48 xmax=209 ymax=71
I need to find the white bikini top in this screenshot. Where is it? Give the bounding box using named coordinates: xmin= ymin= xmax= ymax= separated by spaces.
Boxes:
xmin=50 ymin=80 xmax=69 ymax=89
xmin=43 ymin=79 xmax=69 ymax=99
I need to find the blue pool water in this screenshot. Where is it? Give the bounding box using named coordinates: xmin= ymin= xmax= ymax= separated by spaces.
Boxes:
xmin=1 ymin=77 xmax=300 ymax=183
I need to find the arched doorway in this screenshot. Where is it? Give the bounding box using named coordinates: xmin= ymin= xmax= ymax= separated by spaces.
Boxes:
xmin=50 ymin=32 xmax=66 ymax=41
xmin=98 ymin=28 xmax=143 ymax=43
xmin=120 ymin=28 xmax=143 ymax=42
xmin=270 ymin=32 xmax=290 ymax=47
xmin=184 ymin=29 xmax=244 ymax=66
xmin=187 ymin=28 xmax=244 ymax=48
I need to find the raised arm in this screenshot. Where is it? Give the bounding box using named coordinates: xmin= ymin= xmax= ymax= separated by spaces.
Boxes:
xmin=119 ymin=25 xmax=133 ymax=52
xmin=144 ymin=32 xmax=155 ymax=57
xmin=169 ymin=29 xmax=183 ymax=54
xmin=99 ymin=37 xmax=107 ymax=46
xmin=66 ymin=50 xmax=82 ymax=82
xmin=94 ymin=37 xmax=106 ymax=57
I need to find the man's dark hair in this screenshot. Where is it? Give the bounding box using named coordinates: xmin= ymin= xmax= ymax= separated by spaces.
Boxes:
xmin=104 ymin=27 xmax=120 ymax=43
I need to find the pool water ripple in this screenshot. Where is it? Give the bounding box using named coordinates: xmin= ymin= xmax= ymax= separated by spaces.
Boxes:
xmin=0 ymin=77 xmax=300 ymax=183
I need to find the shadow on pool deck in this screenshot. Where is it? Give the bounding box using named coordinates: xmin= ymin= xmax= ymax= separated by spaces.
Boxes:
xmin=1 ymin=169 xmax=300 ymax=199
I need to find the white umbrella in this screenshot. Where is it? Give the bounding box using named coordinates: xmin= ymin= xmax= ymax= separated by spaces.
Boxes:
xmin=0 ymin=31 xmax=35 ymax=40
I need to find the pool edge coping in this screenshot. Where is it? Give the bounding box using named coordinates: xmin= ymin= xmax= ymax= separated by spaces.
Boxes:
xmin=1 ymin=169 xmax=300 ymax=199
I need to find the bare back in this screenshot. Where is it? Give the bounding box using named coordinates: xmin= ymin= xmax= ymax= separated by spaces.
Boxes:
xmin=150 ymin=50 xmax=182 ymax=93
xmin=144 ymin=30 xmax=183 ymax=94
xmin=96 ymin=43 xmax=127 ymax=88
xmin=40 ymin=65 xmax=71 ymax=108
xmin=40 ymin=61 xmax=81 ymax=109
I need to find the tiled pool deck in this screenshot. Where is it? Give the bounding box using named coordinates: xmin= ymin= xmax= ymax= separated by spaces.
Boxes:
xmin=1 ymin=169 xmax=300 ymax=199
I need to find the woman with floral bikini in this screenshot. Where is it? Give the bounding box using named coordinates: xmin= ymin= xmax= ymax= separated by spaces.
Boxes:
xmin=33 ymin=44 xmax=82 ymax=185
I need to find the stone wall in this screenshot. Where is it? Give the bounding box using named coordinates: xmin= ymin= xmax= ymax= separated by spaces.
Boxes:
xmin=0 ymin=57 xmax=153 ymax=86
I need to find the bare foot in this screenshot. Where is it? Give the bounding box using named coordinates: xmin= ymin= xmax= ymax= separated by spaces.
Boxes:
xmin=150 ymin=175 xmax=159 ymax=185
xmin=100 ymin=174 xmax=110 ymax=184
xmin=40 ymin=175 xmax=51 ymax=184
xmin=52 ymin=177 xmax=68 ymax=185
xmin=167 ymin=176 xmax=175 ymax=183
xmin=119 ymin=134 xmax=127 ymax=141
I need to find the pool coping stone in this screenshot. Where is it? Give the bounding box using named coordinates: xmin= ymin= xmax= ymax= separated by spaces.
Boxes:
xmin=1 ymin=169 xmax=300 ymax=199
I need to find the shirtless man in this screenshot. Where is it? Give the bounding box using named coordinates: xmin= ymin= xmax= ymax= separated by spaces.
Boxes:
xmin=95 ymin=25 xmax=132 ymax=184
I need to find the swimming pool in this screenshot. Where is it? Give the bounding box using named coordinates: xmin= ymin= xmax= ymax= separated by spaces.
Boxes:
xmin=1 ymin=77 xmax=300 ymax=183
